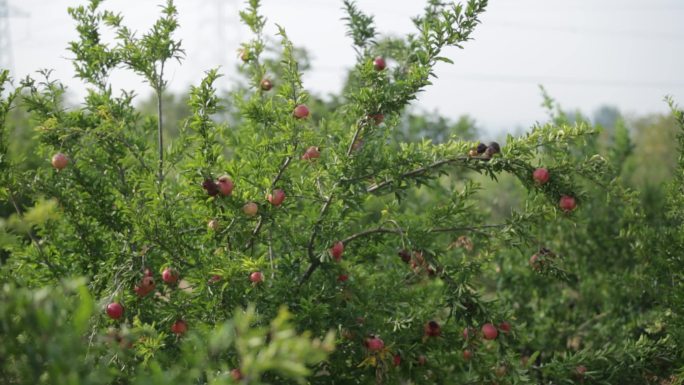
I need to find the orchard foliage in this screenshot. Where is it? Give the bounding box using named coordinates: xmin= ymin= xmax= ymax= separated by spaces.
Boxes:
xmin=0 ymin=279 xmax=333 ymax=384
xmin=0 ymin=0 xmax=683 ymax=384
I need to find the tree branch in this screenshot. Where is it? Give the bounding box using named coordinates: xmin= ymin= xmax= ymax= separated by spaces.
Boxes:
xmin=341 ymin=227 xmax=403 ymax=243
xmin=270 ymin=155 xmax=293 ymax=190
xmin=301 ymin=126 xmax=369 ymax=284
xmin=243 ymin=155 xmax=293 ymax=251
xmin=429 ymin=224 xmax=507 ymax=233
xmin=304 ymin=193 xmax=335 ymax=262
xmin=299 ymin=155 xmax=496 ymax=284
xmin=298 ymin=223 xmax=506 ymax=285
xmin=366 ymin=156 xmax=472 ymax=193
xmin=346 ymin=123 xmax=363 ymax=156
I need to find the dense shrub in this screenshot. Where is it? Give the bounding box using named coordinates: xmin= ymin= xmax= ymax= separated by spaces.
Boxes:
xmin=0 ymin=0 xmax=682 ymax=384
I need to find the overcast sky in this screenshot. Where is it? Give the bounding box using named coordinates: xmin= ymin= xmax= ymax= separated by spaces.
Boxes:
xmin=5 ymin=0 xmax=684 ymax=133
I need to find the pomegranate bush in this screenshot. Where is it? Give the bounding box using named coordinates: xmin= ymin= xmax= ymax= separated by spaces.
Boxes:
xmin=1 ymin=0 xmax=682 ymax=384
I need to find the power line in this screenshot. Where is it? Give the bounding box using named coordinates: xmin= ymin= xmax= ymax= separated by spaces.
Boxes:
xmin=485 ymin=20 xmax=684 ymax=42
xmin=491 ymin=0 xmax=684 ymax=11
xmin=495 ymin=5 xmax=684 ymax=12
xmin=442 ymin=73 xmax=684 ymax=89
xmin=311 ymin=65 xmax=684 ymax=89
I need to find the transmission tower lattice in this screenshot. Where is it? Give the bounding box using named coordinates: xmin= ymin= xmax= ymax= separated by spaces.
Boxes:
xmin=0 ymin=0 xmax=12 ymax=73
xmin=212 ymin=0 xmax=241 ymax=68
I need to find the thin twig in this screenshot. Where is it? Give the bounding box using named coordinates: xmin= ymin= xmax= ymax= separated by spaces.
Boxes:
xmin=366 ymin=157 xmax=469 ymax=193
xmin=270 ymin=155 xmax=293 ymax=189
xmin=268 ymin=227 xmax=275 ymax=279
xmin=339 ymin=224 xmax=506 ymax=244
xmin=429 ymin=224 xmax=507 ymax=233
xmin=303 ymin=225 xmax=398 ymax=284
xmin=8 ymin=191 xmax=58 ymax=273
xmin=156 ymin=88 xmax=164 ymax=183
xmin=341 ymin=227 xmax=403 ymax=243
xmin=346 ymin=123 xmax=363 ymax=156
xmin=156 ymin=61 xmax=165 ymax=184
xmin=116 ymin=134 xmax=152 ymax=174
xmin=300 ymin=192 xmax=335 ymax=283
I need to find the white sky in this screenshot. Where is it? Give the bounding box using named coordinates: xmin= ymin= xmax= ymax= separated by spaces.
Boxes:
xmin=5 ymin=0 xmax=684 ymax=133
